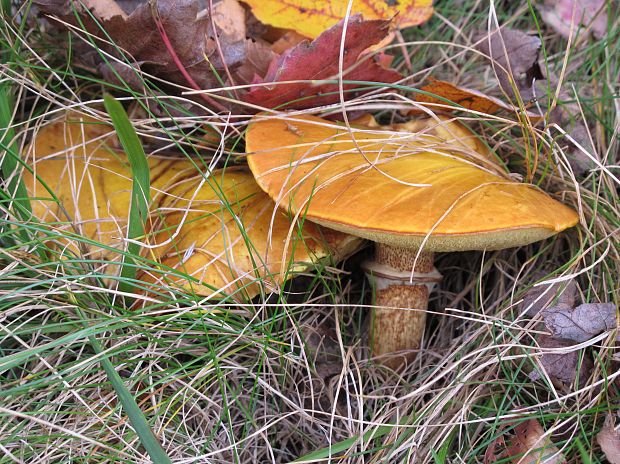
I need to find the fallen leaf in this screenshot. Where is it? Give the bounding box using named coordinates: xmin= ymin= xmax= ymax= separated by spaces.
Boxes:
xmin=548 ymin=103 xmax=598 ymax=175
xmin=36 ymin=0 xmax=250 ymax=108
xmin=537 ymin=0 xmax=608 ymax=40
xmin=483 ymin=434 xmax=506 ymax=464
xmin=240 ymin=0 xmax=434 ymax=39
xmin=244 ymin=15 xmax=403 ymax=109
xmin=475 ymin=27 xmax=598 ymax=175
xmin=504 ymin=419 xmax=566 ymax=464
xmin=81 ymin=0 xmax=127 ymax=20
xmin=530 ymin=335 xmax=592 ymax=387
xmin=98 ymin=60 xmax=145 ymax=92
xmin=270 ymin=30 xmax=307 ymax=54
xmin=301 ymin=319 xmax=343 ymax=379
xmin=521 ymin=279 xmax=578 ymax=317
xmin=542 ymin=302 xmax=617 ymax=343
xmin=414 ymin=79 xmax=543 ymax=119
xmin=38 ymin=2 xmax=404 ymax=112
xmin=211 ymin=0 xmax=246 ymax=43
xmin=233 ymin=39 xmax=277 ymax=85
xmin=24 ymin=112 xmax=362 ymax=298
xmin=35 ymin=0 xmax=172 ymax=18
xmin=115 ymin=0 xmax=144 ymax=13
xmin=475 ymin=28 xmax=543 ymax=102
xmin=596 ymin=414 xmax=620 ymax=464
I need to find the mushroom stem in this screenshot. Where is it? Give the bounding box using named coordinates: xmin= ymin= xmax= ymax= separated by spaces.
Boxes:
xmin=364 ymin=244 xmax=442 ymax=369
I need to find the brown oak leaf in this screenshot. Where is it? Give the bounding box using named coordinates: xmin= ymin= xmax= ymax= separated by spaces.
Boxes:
xmin=521 ymin=279 xmax=578 ymax=317
xmin=475 ymin=26 xmax=599 ymax=175
xmin=414 ymin=78 xmax=543 ymax=119
xmin=530 ymin=335 xmax=593 ymax=387
xmin=486 ymin=419 xmax=566 ymax=463
xmin=234 ymin=39 xmax=277 ymax=86
xmin=475 ymin=28 xmax=543 ymax=102
xmin=36 ymin=0 xmax=250 ymax=106
xmin=243 ymin=14 xmax=402 ymax=109
xmin=37 ymin=2 xmax=403 ymax=112
xmin=504 ymin=419 xmax=566 ymax=464
xmin=537 ymin=0 xmax=608 ymax=40
xmin=98 ymin=60 xmax=145 ymax=91
xmin=597 ymin=414 xmax=620 ymax=464
xmin=542 ymin=302 xmax=617 ymax=343
xmin=483 ymin=434 xmax=506 ymax=464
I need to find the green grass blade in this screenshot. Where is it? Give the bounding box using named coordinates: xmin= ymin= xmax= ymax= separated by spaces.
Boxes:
xmin=88 ymin=335 xmax=172 ymax=464
xmin=0 ymin=86 xmax=32 ymax=222
xmin=103 ymin=94 xmax=150 ymax=294
xmin=292 ymin=423 xmax=396 ymax=463
xmin=0 ymin=7 xmax=32 ymax=241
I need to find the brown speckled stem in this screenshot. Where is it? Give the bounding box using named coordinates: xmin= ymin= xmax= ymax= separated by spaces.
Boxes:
xmin=363 ymin=244 xmax=442 ymax=370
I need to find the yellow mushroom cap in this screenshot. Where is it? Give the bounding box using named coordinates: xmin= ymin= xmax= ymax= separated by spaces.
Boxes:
xmin=145 ymin=167 xmax=361 ymax=298
xmin=246 ymin=114 xmax=579 ymax=252
xmin=24 ymin=112 xmax=360 ymax=298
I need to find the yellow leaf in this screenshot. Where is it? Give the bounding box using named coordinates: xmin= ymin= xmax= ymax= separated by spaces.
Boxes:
xmin=240 ymin=0 xmax=434 ymax=39
xmin=24 ymin=112 xmax=360 ymax=298
xmin=246 ymin=114 xmax=579 ymax=252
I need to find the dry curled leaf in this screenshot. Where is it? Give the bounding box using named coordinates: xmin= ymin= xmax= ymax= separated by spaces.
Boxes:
xmin=475 ymin=26 xmax=598 ymax=175
xmin=475 ymin=28 xmax=543 ymax=102
xmin=521 ymin=279 xmax=578 ymax=317
xmin=244 ymin=15 xmax=402 ymax=109
xmin=547 ymin=98 xmax=599 ymax=175
xmin=504 ymin=419 xmax=566 ymax=464
xmin=542 ymin=302 xmax=617 ymax=343
xmin=233 ymin=39 xmax=277 ymax=86
xmin=537 ymin=0 xmax=608 ymax=40
xmin=211 ymin=0 xmax=246 ymax=43
xmin=240 ymin=0 xmax=434 ymax=39
xmin=80 ymin=0 xmax=127 ymax=20
xmin=596 ymin=414 xmax=620 ymax=464
xmin=560 ymin=117 xmax=597 ymax=174
xmin=530 ymin=335 xmax=593 ymax=387
xmin=270 ymin=30 xmax=307 ymax=54
xmin=37 ymin=1 xmax=405 ymax=113
xmin=301 ymin=320 xmax=343 ymax=379
xmin=36 ymin=0 xmax=252 ymax=106
xmin=98 ymin=60 xmax=145 ymax=92
xmin=483 ymin=434 xmax=506 ymax=464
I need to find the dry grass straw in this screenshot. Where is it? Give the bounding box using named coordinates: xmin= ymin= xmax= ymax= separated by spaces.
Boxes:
xmin=0 ymin=1 xmax=618 ymax=463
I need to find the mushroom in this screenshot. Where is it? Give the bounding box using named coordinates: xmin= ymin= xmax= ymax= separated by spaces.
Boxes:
xmin=245 ymin=113 xmax=580 ymax=369
xmin=24 ymin=112 xmax=361 ymax=299
xmin=146 ymin=167 xmax=360 ymax=298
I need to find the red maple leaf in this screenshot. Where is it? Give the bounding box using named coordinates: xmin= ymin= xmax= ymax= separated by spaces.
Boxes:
xmin=244 ymin=15 xmax=402 ymax=109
